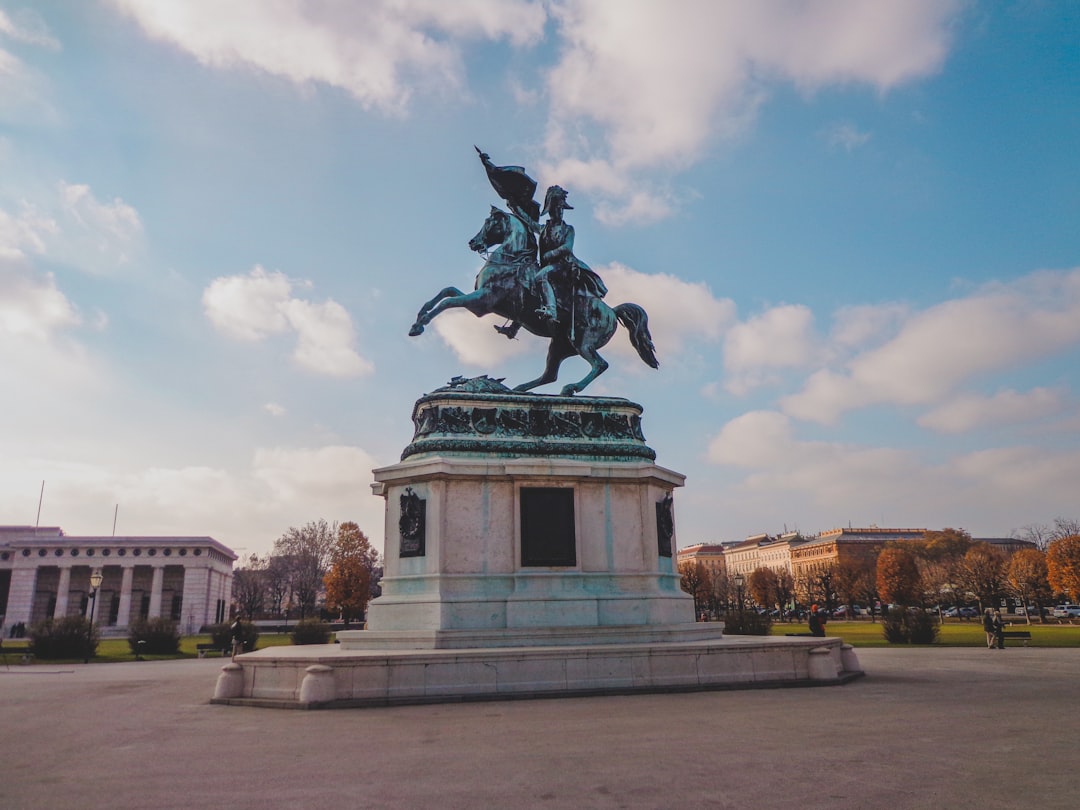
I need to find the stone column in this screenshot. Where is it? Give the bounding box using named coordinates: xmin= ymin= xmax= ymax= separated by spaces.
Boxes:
xmin=4 ymin=566 xmax=38 ymax=627
xmin=54 ymin=566 xmax=72 ymax=618
xmin=181 ymin=564 xmax=210 ymax=634
xmin=148 ymin=566 xmax=164 ymax=618
xmin=116 ymin=566 xmax=134 ymax=628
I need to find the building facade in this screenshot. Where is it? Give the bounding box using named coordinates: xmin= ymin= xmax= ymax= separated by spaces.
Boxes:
xmin=675 ymin=543 xmax=727 ymax=580
xmin=0 ymin=526 xmax=236 ymax=636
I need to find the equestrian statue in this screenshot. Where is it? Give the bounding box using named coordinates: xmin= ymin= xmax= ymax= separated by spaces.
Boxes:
xmin=408 ymin=147 xmax=658 ymax=396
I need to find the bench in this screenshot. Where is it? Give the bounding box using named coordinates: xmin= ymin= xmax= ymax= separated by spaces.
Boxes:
xmin=196 ymin=643 xmax=228 ymax=658
xmin=1001 ymin=630 xmax=1032 ymax=647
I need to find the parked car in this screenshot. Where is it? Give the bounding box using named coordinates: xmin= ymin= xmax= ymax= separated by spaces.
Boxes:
xmin=1052 ymin=605 xmax=1080 ymax=618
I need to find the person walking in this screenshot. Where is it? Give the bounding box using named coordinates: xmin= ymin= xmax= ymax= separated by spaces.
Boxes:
xmin=983 ymin=608 xmax=996 ymax=649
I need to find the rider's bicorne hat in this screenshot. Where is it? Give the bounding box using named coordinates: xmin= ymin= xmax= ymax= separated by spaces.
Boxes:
xmin=542 ymin=185 xmax=573 ymax=215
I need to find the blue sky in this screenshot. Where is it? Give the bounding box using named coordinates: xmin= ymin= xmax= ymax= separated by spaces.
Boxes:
xmin=2 ymin=1 xmax=1078 ymax=558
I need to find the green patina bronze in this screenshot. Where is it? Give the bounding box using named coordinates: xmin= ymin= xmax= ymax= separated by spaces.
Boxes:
xmin=401 ymin=376 xmax=656 ymax=462
xmin=408 ymin=148 xmax=659 ymax=396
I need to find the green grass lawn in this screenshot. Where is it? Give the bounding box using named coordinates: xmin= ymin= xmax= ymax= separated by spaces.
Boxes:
xmin=6 ymin=623 xmax=1078 ymax=664
xmin=2 ymin=632 xmax=297 ymax=665
xmin=768 ymin=620 xmax=1080 ymax=648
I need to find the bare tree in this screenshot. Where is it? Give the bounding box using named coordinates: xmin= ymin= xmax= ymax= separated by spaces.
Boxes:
xmin=274 ymin=520 xmax=337 ymax=619
xmin=232 ymin=553 xmax=268 ymax=620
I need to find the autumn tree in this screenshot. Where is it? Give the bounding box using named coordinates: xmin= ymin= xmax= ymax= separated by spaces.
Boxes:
xmin=774 ymin=569 xmax=796 ymax=621
xmin=747 ymin=567 xmax=778 ymax=610
xmin=1006 ymin=548 xmax=1052 ymax=625
xmin=912 ymin=529 xmax=974 ymax=616
xmin=274 ymin=519 xmax=337 ymax=619
xmin=678 ymin=562 xmax=711 ymax=617
xmin=1046 ymin=535 xmax=1080 ymax=601
xmin=957 ymin=542 xmax=1006 ymax=612
xmin=876 ymin=545 xmax=921 ymax=606
xmin=833 ymin=557 xmax=876 ymax=618
xmin=324 ymin=522 xmax=381 ymax=625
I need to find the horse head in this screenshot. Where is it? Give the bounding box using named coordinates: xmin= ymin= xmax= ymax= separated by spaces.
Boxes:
xmin=468 ymin=206 xmax=508 ymax=253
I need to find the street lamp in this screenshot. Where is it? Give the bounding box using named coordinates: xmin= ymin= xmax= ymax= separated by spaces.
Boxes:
xmin=85 ymin=568 xmax=103 ymax=664
xmin=733 ymin=572 xmax=745 ymax=615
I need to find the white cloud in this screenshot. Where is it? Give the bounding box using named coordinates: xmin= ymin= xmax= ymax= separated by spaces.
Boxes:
xmin=918 ymin=387 xmax=1067 ymax=434
xmin=705 ymin=409 xmax=1080 ymax=535
xmin=108 ymin=0 xmax=545 ymax=115
xmin=542 ymin=0 xmax=961 ymax=219
xmin=0 ymin=258 xmax=80 ymax=339
xmin=264 ymin=402 xmax=287 ymax=417
xmin=723 ymin=304 xmax=818 ymax=394
xmin=824 ymin=122 xmax=871 ymax=151
xmin=603 ymin=262 xmax=735 ymax=354
xmin=253 ymin=445 xmax=379 ymax=503
xmin=782 ymin=268 xmax=1080 ymax=423
xmin=202 ymin=265 xmax=373 ymax=377
xmin=432 ymin=307 xmax=533 ymax=367
xmin=0 ymin=444 xmax=389 ymax=555
xmin=60 ymin=182 xmax=142 ymax=246
xmin=0 ymin=8 xmax=61 ymax=50
xmin=0 ymin=201 xmax=57 ymax=259
xmin=0 ymin=183 xmax=142 ymax=273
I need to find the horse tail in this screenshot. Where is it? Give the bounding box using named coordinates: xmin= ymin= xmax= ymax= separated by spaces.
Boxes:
xmin=614 ymin=303 xmax=659 ymax=369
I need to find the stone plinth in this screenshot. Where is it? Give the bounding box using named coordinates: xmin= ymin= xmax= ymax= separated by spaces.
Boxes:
xmin=362 ymin=454 xmax=691 ymax=639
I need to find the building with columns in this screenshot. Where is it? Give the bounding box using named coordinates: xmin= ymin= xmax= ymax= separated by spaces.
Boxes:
xmin=0 ymin=526 xmax=237 ymax=636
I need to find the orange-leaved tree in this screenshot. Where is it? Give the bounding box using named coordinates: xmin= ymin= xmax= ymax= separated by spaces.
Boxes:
xmin=876 ymin=544 xmax=921 ymax=606
xmin=1046 ymin=535 xmax=1080 ymax=601
xmin=747 ymin=567 xmax=778 ymax=610
xmin=323 ymin=521 xmax=381 ymax=626
xmin=1006 ymin=548 xmax=1052 ymax=625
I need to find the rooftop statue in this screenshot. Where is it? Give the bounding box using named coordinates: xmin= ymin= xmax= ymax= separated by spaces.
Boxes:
xmin=408 ymin=147 xmax=658 ymax=396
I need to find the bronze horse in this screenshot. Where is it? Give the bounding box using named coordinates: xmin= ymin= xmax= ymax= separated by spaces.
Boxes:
xmin=408 ymin=207 xmax=658 ymax=395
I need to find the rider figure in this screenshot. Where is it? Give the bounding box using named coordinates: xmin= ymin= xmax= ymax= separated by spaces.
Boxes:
xmin=510 ymin=185 xmax=607 ymax=328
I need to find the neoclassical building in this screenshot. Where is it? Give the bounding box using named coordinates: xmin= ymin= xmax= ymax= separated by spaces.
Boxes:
xmin=0 ymin=526 xmax=236 ymax=635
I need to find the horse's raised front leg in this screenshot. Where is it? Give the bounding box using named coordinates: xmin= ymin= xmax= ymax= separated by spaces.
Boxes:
xmin=514 ymin=340 xmax=574 ymax=393
xmin=560 ymin=345 xmax=608 ymax=396
xmin=406 ymin=289 xmax=488 ymax=336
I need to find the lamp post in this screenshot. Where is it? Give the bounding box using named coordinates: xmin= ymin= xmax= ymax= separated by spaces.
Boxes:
xmin=85 ymin=568 xmax=103 ymax=664
xmin=733 ymin=572 xmax=745 ymax=616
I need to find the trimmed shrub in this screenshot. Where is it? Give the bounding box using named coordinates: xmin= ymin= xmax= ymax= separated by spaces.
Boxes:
xmin=882 ymin=607 xmax=940 ymax=644
xmin=209 ymin=621 xmax=259 ymax=653
xmin=291 ymin=619 xmax=332 ymax=645
xmin=29 ymin=616 xmax=98 ymax=660
xmin=723 ymin=610 xmax=773 ymax=636
xmin=127 ymin=617 xmax=181 ymax=655
xmin=908 ymin=609 xmax=940 ymax=644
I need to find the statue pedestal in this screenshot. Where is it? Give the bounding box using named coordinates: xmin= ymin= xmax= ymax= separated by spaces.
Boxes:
xmin=355 ymin=386 xmax=691 ymax=643
xmin=356 ymin=455 xmax=691 ymax=642
xmin=212 ymin=384 xmax=862 ymax=708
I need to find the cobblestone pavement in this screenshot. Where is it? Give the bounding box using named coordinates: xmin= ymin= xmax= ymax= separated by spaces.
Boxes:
xmin=1 ymin=646 xmax=1076 ymax=809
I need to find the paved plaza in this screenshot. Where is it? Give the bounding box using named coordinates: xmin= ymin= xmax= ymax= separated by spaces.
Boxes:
xmin=1 ymin=646 xmax=1076 ymax=809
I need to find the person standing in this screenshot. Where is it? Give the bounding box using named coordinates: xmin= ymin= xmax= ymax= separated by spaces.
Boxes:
xmin=230 ymin=615 xmax=244 ymax=660
xmin=983 ymin=608 xmax=996 ymax=648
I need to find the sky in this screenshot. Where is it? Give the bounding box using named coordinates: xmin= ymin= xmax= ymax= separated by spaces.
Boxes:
xmin=2 ymin=1 xmax=1079 ymax=559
